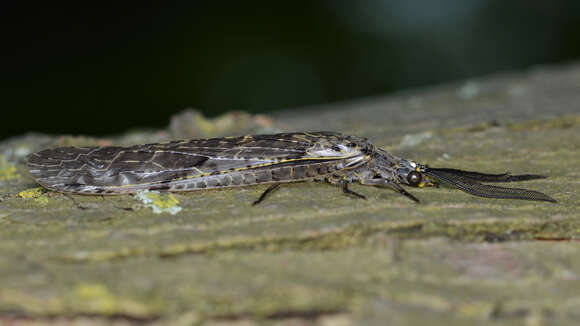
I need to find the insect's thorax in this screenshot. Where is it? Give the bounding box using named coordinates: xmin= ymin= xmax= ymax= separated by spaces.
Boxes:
xmin=331 ymin=146 xmax=403 ymax=183
xmin=370 ymin=147 xmax=403 ymax=174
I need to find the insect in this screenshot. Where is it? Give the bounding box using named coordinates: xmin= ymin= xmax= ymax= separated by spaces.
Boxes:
xmin=27 ymin=131 xmax=556 ymax=204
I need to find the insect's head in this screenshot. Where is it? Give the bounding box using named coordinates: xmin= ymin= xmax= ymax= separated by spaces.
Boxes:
xmin=394 ymin=160 xmax=436 ymax=188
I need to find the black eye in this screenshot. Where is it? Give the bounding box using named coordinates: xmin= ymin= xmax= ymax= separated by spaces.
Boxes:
xmin=407 ymin=171 xmax=422 ymax=187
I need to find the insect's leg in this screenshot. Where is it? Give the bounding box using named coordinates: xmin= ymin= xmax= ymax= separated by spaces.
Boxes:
xmin=253 ymin=183 xmax=282 ymax=205
xmin=342 ymin=180 xmax=366 ymax=200
xmin=359 ymin=178 xmax=387 ymax=186
xmin=359 ymin=177 xmax=420 ymax=203
xmin=326 ymin=174 xmax=366 ymax=200
xmin=388 ymin=180 xmax=420 ymax=203
xmin=62 ymin=193 xmax=90 ymax=210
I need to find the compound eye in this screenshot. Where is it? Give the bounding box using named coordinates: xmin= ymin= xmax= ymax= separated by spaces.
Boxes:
xmin=406 ymin=171 xmax=422 ymax=187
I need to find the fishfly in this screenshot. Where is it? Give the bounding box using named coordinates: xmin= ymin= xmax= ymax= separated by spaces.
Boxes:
xmin=27 ymin=131 xmax=556 ymax=204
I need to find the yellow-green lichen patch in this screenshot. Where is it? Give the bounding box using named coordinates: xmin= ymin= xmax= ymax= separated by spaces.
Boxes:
xmin=18 ymin=187 xmax=48 ymax=204
xmin=72 ymin=283 xmax=117 ymax=315
xmin=18 ymin=187 xmax=44 ymax=199
xmin=0 ymin=155 xmax=20 ymax=181
xmin=68 ymin=283 xmax=155 ymax=317
xmin=134 ymin=190 xmax=182 ymax=215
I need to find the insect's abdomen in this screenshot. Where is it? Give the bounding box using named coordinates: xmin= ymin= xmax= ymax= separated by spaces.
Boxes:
xmin=150 ymin=160 xmax=345 ymax=192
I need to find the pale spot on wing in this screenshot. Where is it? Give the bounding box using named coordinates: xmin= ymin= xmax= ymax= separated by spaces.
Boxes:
xmin=308 ymin=146 xmax=363 ymax=158
xmin=308 ymin=148 xmax=342 ymax=157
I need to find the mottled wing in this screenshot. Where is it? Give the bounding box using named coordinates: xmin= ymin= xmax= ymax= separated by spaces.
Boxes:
xmin=27 ymin=132 xmax=363 ymax=194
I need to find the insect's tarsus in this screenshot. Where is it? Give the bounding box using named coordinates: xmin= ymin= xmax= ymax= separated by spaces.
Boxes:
xmin=342 ymin=181 xmax=367 ymax=200
xmin=388 ymin=181 xmax=420 ymax=203
xmin=62 ymin=193 xmax=90 ymax=210
xmin=253 ymin=183 xmax=281 ymax=205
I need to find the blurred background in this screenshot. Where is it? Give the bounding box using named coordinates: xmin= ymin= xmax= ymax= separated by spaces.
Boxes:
xmin=3 ymin=1 xmax=580 ymax=140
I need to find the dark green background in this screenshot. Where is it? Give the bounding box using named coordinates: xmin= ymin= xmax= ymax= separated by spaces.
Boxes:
xmin=3 ymin=1 xmax=580 ymax=139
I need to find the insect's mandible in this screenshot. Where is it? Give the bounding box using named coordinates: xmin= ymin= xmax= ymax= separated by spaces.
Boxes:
xmin=27 ymin=131 xmax=557 ymax=204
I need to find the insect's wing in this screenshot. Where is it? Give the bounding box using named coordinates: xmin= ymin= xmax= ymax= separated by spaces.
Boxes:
xmin=424 ymin=169 xmax=556 ymax=202
xmin=27 ymin=145 xmax=221 ymax=193
xmin=26 ymin=132 xmax=354 ymax=194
